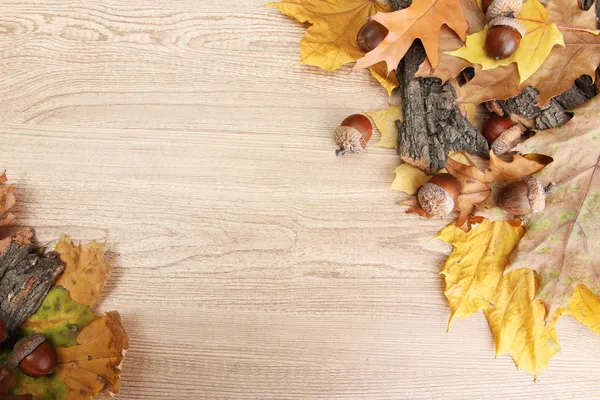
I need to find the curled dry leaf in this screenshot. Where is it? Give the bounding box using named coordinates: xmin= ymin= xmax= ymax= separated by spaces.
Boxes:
xmin=436 ymin=219 xmax=525 ymax=327
xmin=505 ymin=96 xmax=600 ymax=321
xmin=484 ymin=269 xmax=561 ymax=379
xmin=365 ymin=104 xmax=403 ymax=149
xmin=450 ymin=0 xmax=564 ymax=84
xmin=268 ymin=0 xmax=399 ymax=95
xmin=353 ymin=0 xmax=469 ymax=73
xmin=55 ymin=237 xmax=111 ymax=308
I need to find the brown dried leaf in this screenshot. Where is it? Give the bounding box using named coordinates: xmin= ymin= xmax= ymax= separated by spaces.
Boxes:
xmin=55 ymin=237 xmax=110 ymax=307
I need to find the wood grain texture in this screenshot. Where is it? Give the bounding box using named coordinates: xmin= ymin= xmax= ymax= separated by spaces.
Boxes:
xmin=1 ymin=0 xmax=600 ymax=398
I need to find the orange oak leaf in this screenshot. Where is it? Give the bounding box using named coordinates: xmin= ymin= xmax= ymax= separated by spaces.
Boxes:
xmin=458 ymin=65 xmax=521 ymax=104
xmin=55 ymin=237 xmax=110 ymax=308
xmin=415 ymin=0 xmax=486 ymax=82
xmin=353 ymin=0 xmax=469 ymax=73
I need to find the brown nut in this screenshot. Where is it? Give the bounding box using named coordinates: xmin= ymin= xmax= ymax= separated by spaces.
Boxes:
xmin=498 ymin=175 xmax=546 ymax=215
xmin=417 ymin=173 xmax=462 ymax=217
xmin=334 ymin=114 xmax=373 ymax=156
xmin=7 ymin=334 xmax=57 ymax=378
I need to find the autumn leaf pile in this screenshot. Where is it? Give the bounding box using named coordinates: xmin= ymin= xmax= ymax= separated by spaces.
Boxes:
xmin=270 ymin=0 xmax=600 ymax=379
xmin=0 ymin=178 xmax=128 ymax=399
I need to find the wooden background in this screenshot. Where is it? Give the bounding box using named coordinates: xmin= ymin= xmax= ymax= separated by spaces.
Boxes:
xmin=1 ymin=0 xmax=600 ymax=398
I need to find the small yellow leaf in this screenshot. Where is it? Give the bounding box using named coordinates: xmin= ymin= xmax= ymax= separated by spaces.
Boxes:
xmin=568 ymin=284 xmax=600 ymax=335
xmin=449 ymin=0 xmax=564 ymax=83
xmin=366 ymin=105 xmax=403 ymax=149
xmin=369 ymin=63 xmax=399 ymax=97
xmin=436 ymin=219 xmax=525 ymax=327
xmin=485 ymin=269 xmax=561 ymax=378
xmin=55 ymin=236 xmax=111 ymax=308
xmin=390 ymin=164 xmax=430 ymax=194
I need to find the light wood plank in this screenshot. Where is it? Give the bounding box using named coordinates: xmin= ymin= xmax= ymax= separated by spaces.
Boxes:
xmin=1 ymin=0 xmax=599 ymax=399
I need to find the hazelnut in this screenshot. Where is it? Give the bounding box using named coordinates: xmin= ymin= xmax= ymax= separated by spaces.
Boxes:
xmin=417 ymin=173 xmax=461 ymax=217
xmin=357 ymin=20 xmax=389 ymax=53
xmin=498 ymin=175 xmax=546 ymax=215
xmin=334 ymin=114 xmax=373 ymax=156
xmin=7 ymin=334 xmax=57 ymax=378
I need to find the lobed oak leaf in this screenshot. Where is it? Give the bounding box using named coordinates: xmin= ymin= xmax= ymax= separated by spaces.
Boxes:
xmin=268 ymin=0 xmax=398 ymax=95
xmin=484 ymin=269 xmax=561 ymax=379
xmin=55 ymin=237 xmax=110 ymax=308
xmin=458 ymin=64 xmax=521 ymax=104
xmin=523 ymin=0 xmax=600 ymax=105
xmin=353 ymin=0 xmax=469 ymax=73
xmin=449 ymin=0 xmax=564 ymax=84
xmin=505 ymin=96 xmax=600 ymax=321
xmin=415 ymin=0 xmax=486 ymax=82
xmin=436 ymin=219 xmax=525 ymax=327
xmin=365 ymin=104 xmax=403 ymax=149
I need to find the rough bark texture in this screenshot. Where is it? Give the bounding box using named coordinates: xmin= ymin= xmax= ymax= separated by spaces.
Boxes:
xmin=493 ymin=76 xmax=598 ymax=130
xmin=0 ymin=242 xmax=64 ymax=334
xmin=391 ymin=0 xmax=489 ymax=174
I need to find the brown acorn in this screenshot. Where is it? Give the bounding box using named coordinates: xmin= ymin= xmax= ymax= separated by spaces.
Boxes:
xmin=417 ymin=173 xmax=462 ymax=217
xmin=498 ymin=175 xmax=546 ymax=215
xmin=485 ymin=18 xmax=525 ymax=60
xmin=334 ymin=114 xmax=373 ymax=156
xmin=481 ymin=115 xmax=513 ymax=145
xmin=7 ymin=334 xmax=57 ymax=378
xmin=482 ymin=0 xmax=494 ymax=14
xmin=486 ymin=0 xmax=523 ymax=20
xmin=357 ymin=20 xmax=389 ymax=53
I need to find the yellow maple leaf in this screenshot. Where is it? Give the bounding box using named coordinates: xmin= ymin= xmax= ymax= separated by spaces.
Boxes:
xmin=449 ymin=0 xmax=564 ymax=83
xmin=55 ymin=236 xmax=111 ymax=308
xmin=366 ymin=104 xmax=403 ymax=149
xmin=268 ymin=0 xmax=398 ymax=95
xmin=436 ymin=219 xmax=525 ymax=327
xmin=485 ymin=269 xmax=561 ymax=379
xmin=568 ymin=284 xmax=600 ymax=334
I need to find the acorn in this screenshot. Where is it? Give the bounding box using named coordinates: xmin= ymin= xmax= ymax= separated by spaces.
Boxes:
xmin=0 ymin=320 xmax=6 ymax=344
xmin=7 ymin=334 xmax=57 ymax=378
xmin=417 ymin=173 xmax=462 ymax=217
xmin=485 ymin=17 xmax=525 ymax=60
xmin=491 ymin=125 xmax=523 ymax=154
xmin=357 ymin=20 xmax=389 ymax=53
xmin=482 ymin=115 xmax=513 ymax=145
xmin=334 ymin=114 xmax=373 ymax=156
xmin=498 ymin=175 xmax=546 ymax=215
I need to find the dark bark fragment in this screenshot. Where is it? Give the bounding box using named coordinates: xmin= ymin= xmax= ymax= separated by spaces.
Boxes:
xmin=0 ymin=242 xmax=64 ymax=335
xmin=391 ymin=0 xmax=489 ymax=174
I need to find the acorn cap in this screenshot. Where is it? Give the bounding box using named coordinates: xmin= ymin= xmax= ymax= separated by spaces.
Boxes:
xmin=7 ymin=334 xmax=45 ymax=369
xmin=486 ymin=0 xmax=523 ymax=20
xmin=418 ymin=182 xmax=456 ymax=217
xmin=491 ymin=125 xmax=523 ymax=155
xmin=334 ymin=126 xmax=367 ymax=156
xmin=522 ymin=175 xmax=546 ymax=212
xmin=488 ymin=17 xmax=526 ymax=37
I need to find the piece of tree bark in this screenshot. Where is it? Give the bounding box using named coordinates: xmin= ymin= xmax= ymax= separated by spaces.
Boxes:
xmin=391 ymin=0 xmax=489 ymax=174
xmin=0 ymin=234 xmax=64 ymax=335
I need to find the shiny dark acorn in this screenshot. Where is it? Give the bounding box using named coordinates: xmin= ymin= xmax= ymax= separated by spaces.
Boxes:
xmin=485 ymin=26 xmax=521 ymax=60
xmin=19 ymin=341 xmax=58 ymax=378
xmin=481 ymin=115 xmax=513 ymax=145
xmin=357 ymin=20 xmax=389 ymax=53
